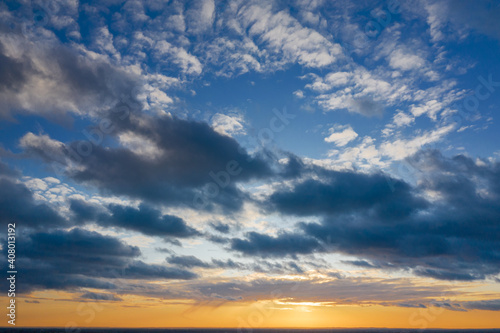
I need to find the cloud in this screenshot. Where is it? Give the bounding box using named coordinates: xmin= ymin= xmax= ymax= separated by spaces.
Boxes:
xmin=410 ymin=100 xmax=443 ymax=120
xmin=166 ymin=255 xmax=246 ymax=271
xmin=380 ymin=123 xmax=456 ymax=160
xmin=342 ymin=260 xmax=380 ymax=269
xmin=0 ymin=173 xmax=67 ymax=229
xmin=70 ymin=199 xmax=200 ymax=238
xmin=0 ymin=40 xmax=29 ymax=93
xmin=231 ymin=231 xmax=320 ymax=258
xmin=154 ymin=40 xmax=203 ymax=75
xmin=167 ymin=255 xmax=212 ymax=269
xmin=293 ymin=90 xmax=305 ymax=98
xmin=185 ymin=0 xmax=215 ymax=35
xmin=462 ymin=299 xmax=500 ymax=311
xmin=324 ymin=124 xmax=358 ymax=146
xmin=0 ymin=31 xmax=140 ymax=121
xmin=424 ymin=0 xmax=500 ymax=43
xmin=238 ymin=3 xmax=341 ymax=68
xmin=301 ymin=151 xmax=500 ymax=280
xmin=193 ymin=1 xmax=342 ymax=75
xmin=347 ymin=97 xmax=385 ymax=117
xmin=21 ymin=114 xmax=274 ymax=212
xmin=392 ymin=111 xmax=415 ymax=127
xmin=0 ymin=228 xmax=197 ymax=293
xmin=211 ymin=113 xmax=246 ymax=137
xmin=209 ymin=221 xmax=230 ymax=234
xmin=79 ymin=292 xmax=122 ymax=302
xmin=233 ymin=150 xmax=500 ymax=281
xmin=323 ymin=136 xmax=386 ymax=171
xmin=0 ymin=160 xmax=19 ymax=178
xmin=19 ymin=132 xmax=67 ymax=164
xmin=268 ymin=168 xmax=426 ymax=218
xmin=389 ymin=49 xmax=426 ymax=71
xmin=187 ymin=275 xmax=448 ymax=305
xmin=312 ymin=68 xmax=397 ymax=117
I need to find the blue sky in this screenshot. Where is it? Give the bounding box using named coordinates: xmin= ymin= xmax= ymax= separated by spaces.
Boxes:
xmin=1 ymin=0 xmax=500 ymax=327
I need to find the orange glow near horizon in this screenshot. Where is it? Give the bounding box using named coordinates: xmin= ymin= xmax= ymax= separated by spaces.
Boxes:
xmin=4 ymin=296 xmax=499 ymax=329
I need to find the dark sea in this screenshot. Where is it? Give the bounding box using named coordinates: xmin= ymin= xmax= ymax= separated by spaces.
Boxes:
xmin=1 ymin=329 xmax=499 ymax=333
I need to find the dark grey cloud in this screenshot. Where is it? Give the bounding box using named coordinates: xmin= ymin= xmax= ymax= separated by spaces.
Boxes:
xmin=167 ymin=255 xmax=245 ymax=271
xmin=167 ymin=255 xmax=212 ymax=269
xmin=69 ymin=198 xmax=104 ymax=222
xmin=287 ymin=261 xmax=304 ymax=274
xmin=269 ymin=168 xmax=427 ymax=219
xmin=119 ymin=260 xmax=197 ymax=280
xmin=211 ymin=258 xmax=244 ymax=270
xmin=209 ymin=221 xmax=230 ymax=233
xmin=79 ymin=292 xmax=122 ymax=302
xmin=70 ymin=199 xmax=200 ymax=238
xmin=0 ymin=228 xmax=197 ymax=293
xmin=280 ymin=153 xmax=306 ymax=179
xmin=395 ymin=303 xmax=427 ymax=308
xmin=71 ymin=114 xmax=272 ymax=211
xmin=165 ymin=254 xmax=306 ymax=275
xmin=230 ymin=231 xmax=321 ymax=259
xmin=342 ymin=260 xmax=380 ymax=268
xmin=0 ymin=176 xmax=66 ymax=229
xmin=0 ymin=41 xmax=29 ymax=93
xmin=23 ymin=114 xmax=274 ymax=212
xmin=206 ymin=234 xmax=230 ymax=244
xmin=0 ymin=160 xmax=19 ymax=177
xmin=463 ymin=299 xmax=500 ymax=311
xmin=236 ymin=150 xmax=500 ymax=281
xmin=106 ymin=203 xmax=200 ymax=237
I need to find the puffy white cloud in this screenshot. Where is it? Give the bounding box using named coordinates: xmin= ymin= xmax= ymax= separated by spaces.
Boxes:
xmin=211 ymin=113 xmax=246 ymax=137
xmin=293 ymin=90 xmax=305 ymax=98
xmin=389 ymin=49 xmax=426 ymax=71
xmin=392 ymin=111 xmax=415 ymax=127
xmin=324 ymin=125 xmax=358 ymax=146
xmin=410 ymin=100 xmax=443 ymax=120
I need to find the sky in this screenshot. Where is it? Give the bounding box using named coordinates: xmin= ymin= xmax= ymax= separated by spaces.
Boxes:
xmin=0 ymin=0 xmax=500 ymax=329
